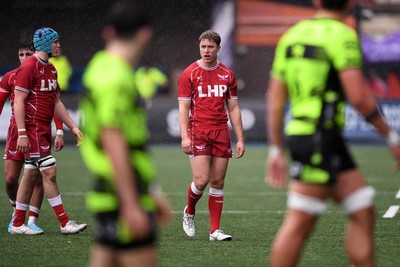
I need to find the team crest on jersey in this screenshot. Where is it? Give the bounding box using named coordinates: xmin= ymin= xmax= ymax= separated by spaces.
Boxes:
xmin=40 ymin=69 xmax=45 ymax=75
xmin=217 ymin=74 xmax=229 ymax=80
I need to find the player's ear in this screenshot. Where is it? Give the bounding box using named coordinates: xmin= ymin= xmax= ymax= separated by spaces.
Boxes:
xmin=135 ymin=26 xmax=153 ymax=47
xmin=102 ymin=25 xmax=116 ymax=42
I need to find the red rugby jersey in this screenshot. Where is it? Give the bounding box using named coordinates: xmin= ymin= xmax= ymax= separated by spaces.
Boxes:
xmin=14 ymin=55 xmax=60 ymax=125
xmin=178 ymin=60 xmax=238 ymax=130
xmin=0 ymin=69 xmax=16 ymax=118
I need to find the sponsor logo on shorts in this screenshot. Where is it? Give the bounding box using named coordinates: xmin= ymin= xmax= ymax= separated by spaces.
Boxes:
xmin=8 ymin=150 xmax=18 ymax=155
xmin=195 ymin=145 xmax=206 ymax=151
xmin=40 ymin=145 xmax=50 ymax=151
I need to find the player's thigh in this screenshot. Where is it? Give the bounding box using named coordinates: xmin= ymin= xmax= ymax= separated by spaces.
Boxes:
xmin=190 ymin=155 xmax=211 ymax=185
xmin=89 ymin=245 xmax=115 ymax=267
xmin=211 ymin=128 xmax=232 ymax=158
xmin=285 ymin=181 xmax=328 ymax=232
xmin=283 ymin=209 xmax=319 ymax=236
xmin=117 ymin=246 xmax=157 ymax=267
xmin=4 ymin=159 xmax=24 ymax=181
xmin=39 ymin=164 xmax=57 ymax=181
xmin=290 ymin=180 xmax=330 ymax=199
xmin=209 ymin=157 xmax=229 ymax=187
xmin=330 ymin=169 xmax=367 ymax=203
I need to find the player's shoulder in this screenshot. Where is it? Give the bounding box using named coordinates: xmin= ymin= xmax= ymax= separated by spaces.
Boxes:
xmin=216 ymin=62 xmax=234 ymax=74
xmin=24 ymin=55 xmax=39 ymax=65
xmin=183 ymin=61 xmax=200 ymax=73
xmin=2 ymin=68 xmax=17 ymax=80
xmin=180 ymin=61 xmax=201 ymax=79
xmin=18 ymin=55 xmax=38 ymax=71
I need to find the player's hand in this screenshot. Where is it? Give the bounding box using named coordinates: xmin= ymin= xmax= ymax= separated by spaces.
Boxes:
xmin=120 ymin=203 xmax=151 ymax=241
xmin=389 ymin=143 xmax=400 ymax=170
xmin=54 ymin=134 xmax=65 ymax=152
xmin=265 ymin=154 xmax=287 ymax=189
xmin=72 ymin=127 xmax=84 ymax=147
xmin=17 ymin=136 xmax=30 ymax=154
xmin=235 ymin=141 xmax=245 ymax=158
xmin=153 ymin=194 xmax=172 ymax=225
xmin=181 ymin=137 xmax=193 ymax=155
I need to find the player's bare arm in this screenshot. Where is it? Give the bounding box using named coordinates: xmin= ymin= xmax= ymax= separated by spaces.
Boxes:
xmin=266 ymin=77 xmax=288 ymax=188
xmin=178 ymin=100 xmax=193 ymax=155
xmin=227 ymin=99 xmax=245 ymax=158
xmin=0 ymin=91 xmax=9 ymax=115
xmin=53 ymin=114 xmax=65 ymax=151
xmin=101 ymin=128 xmax=151 ymax=240
xmin=340 ymin=68 xmax=400 ymax=168
xmin=13 ymin=89 xmax=30 ymax=153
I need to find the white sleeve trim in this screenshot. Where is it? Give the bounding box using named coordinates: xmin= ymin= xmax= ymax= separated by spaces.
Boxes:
xmin=14 ymin=86 xmax=30 ymax=93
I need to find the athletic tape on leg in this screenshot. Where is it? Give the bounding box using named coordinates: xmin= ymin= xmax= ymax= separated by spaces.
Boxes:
xmin=38 ymin=155 xmax=56 ymax=171
xmin=24 ymin=158 xmax=38 ymax=170
xmin=287 ymin=191 xmax=327 ymax=215
xmin=341 ymin=186 xmax=375 ymax=215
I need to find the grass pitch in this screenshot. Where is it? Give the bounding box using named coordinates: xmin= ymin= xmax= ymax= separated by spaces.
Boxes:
xmin=1 ymin=144 xmax=400 ymax=266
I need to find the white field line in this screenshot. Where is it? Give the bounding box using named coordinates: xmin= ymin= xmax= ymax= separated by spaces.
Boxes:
xmin=382 ymin=205 xmax=400 ymax=218
xmin=0 ymin=190 xmax=399 ymax=197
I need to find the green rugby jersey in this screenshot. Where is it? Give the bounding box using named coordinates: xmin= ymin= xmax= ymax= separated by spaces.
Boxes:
xmin=271 ymin=18 xmax=362 ymax=135
xmin=80 ymin=51 xmax=156 ymax=213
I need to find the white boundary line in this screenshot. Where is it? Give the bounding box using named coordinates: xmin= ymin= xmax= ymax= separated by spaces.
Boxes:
xmin=382 ymin=205 xmax=400 ymax=218
xmin=396 ymin=189 xmax=400 ymax=199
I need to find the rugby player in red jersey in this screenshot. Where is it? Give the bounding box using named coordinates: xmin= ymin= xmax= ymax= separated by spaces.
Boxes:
xmin=0 ymin=39 xmax=64 ymax=234
xmin=178 ymin=30 xmax=245 ymax=241
xmin=10 ymin=28 xmax=86 ymax=235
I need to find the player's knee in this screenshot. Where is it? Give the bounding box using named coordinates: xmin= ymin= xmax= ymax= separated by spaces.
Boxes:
xmin=287 ymin=191 xmax=328 ymax=215
xmin=341 ymin=186 xmax=375 ymax=215
xmin=37 ymin=155 xmax=56 ymax=171
xmin=5 ymin=173 xmax=19 ymax=186
xmin=193 ymin=177 xmax=208 ymax=190
xmin=4 ymin=165 xmax=22 ymax=185
xmin=209 ymin=179 xmax=224 ymax=189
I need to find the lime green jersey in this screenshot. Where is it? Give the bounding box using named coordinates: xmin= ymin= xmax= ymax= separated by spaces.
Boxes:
xmin=80 ymin=51 xmax=156 ymax=213
xmin=271 ymin=18 xmax=362 ymax=135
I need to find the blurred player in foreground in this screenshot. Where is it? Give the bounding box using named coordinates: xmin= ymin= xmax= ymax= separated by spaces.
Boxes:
xmin=80 ymin=1 xmax=171 ymax=266
xmin=0 ymin=39 xmax=65 ymax=234
xmin=11 ymin=27 xmax=86 ymax=235
xmin=265 ymin=0 xmax=400 ymax=266
xmin=178 ymin=30 xmax=245 ymax=241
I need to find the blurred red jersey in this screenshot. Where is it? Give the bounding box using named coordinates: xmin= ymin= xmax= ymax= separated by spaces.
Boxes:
xmin=0 ymin=69 xmax=16 ymax=120
xmin=14 ymin=55 xmax=60 ymax=125
xmin=178 ymin=60 xmax=238 ymax=130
